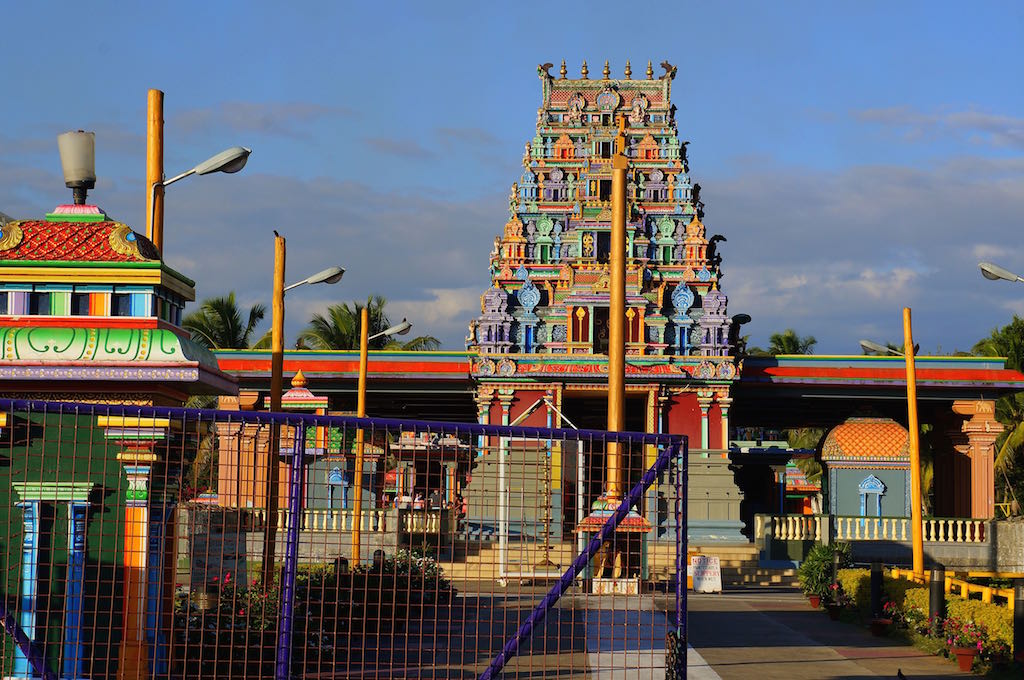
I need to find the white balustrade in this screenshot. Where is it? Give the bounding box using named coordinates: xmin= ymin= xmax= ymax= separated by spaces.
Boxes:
xmin=767 ymin=514 xmax=987 ymax=544
xmin=770 ymin=515 xmax=821 ymax=541
xmin=247 ymin=507 xmax=390 ymax=533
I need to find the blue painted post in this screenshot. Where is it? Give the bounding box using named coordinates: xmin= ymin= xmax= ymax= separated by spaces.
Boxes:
xmin=145 ymin=502 xmax=171 ymax=677
xmin=13 ymin=499 xmax=40 ymax=679
xmin=276 ymin=428 xmax=307 ymax=680
xmin=62 ymin=500 xmax=89 ymax=680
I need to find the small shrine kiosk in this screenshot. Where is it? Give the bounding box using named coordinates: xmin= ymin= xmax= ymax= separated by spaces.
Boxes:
xmin=821 ymin=416 xmax=912 ymax=519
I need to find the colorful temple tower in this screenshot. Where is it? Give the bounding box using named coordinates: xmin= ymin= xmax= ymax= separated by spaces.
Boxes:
xmin=466 ymin=60 xmax=742 ymax=583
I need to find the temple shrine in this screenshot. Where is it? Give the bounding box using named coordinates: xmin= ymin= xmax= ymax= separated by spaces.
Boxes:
xmin=0 ymin=133 xmax=234 ymax=678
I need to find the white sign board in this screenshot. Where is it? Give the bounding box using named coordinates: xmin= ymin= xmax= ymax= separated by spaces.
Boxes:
xmin=690 ymin=554 xmax=722 ymax=593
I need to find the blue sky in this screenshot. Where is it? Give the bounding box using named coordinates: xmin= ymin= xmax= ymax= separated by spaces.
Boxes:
xmin=2 ymin=1 xmax=1024 ymax=353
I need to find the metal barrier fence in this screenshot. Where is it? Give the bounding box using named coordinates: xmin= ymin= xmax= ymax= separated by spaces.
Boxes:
xmin=0 ymin=398 xmax=686 ymax=679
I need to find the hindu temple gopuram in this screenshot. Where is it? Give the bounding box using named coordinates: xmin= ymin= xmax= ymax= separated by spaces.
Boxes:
xmin=463 ymin=60 xmax=742 ymax=584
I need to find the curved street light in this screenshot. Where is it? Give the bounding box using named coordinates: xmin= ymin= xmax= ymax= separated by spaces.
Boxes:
xmin=859 ymin=339 xmax=901 ymax=356
xmin=979 ymin=261 xmax=1024 ymax=283
xmin=263 ymin=233 xmax=344 ymax=586
xmin=352 ymin=316 xmax=415 ymax=564
xmin=284 ymin=266 xmax=345 ymax=292
xmin=147 ymin=89 xmax=251 ymax=253
xmin=369 ymin=318 xmax=412 ymax=341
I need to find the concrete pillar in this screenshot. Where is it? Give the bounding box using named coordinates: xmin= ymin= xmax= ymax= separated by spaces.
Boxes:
xmin=952 ymin=400 xmax=1003 ymax=519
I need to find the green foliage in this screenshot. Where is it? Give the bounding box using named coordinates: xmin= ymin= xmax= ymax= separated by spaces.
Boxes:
xmin=183 ymin=292 xmax=267 ymax=349
xmin=797 ymin=542 xmax=850 ymax=597
xmin=768 ymin=328 xmax=817 ymax=355
xmin=973 ymin=315 xmax=1024 ymax=511
xmin=947 ymin=599 xmax=1013 ymax=652
xmin=298 ymin=296 xmax=441 ymax=351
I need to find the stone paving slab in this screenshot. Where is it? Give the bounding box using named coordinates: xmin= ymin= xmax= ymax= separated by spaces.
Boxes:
xmin=688 ymin=589 xmax=972 ymax=679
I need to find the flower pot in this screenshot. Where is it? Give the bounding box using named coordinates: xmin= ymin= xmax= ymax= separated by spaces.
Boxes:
xmin=826 ymin=604 xmax=842 ymax=621
xmin=952 ymin=647 xmax=977 ymax=672
xmin=808 ymin=594 xmax=821 ymax=608
xmin=869 ymin=618 xmax=892 ymax=637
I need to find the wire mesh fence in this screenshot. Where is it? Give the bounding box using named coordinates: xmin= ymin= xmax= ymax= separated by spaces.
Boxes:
xmin=0 ymin=397 xmax=686 ymax=679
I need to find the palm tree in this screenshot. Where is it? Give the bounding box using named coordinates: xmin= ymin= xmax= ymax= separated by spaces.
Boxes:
xmin=768 ymin=329 xmax=817 ymax=355
xmin=298 ymin=295 xmax=441 ymax=351
xmin=183 ymin=292 xmax=268 ymax=349
xmin=973 ymin=316 xmax=1024 ymax=476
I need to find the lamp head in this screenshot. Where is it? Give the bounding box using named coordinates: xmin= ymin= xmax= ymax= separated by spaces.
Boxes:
xmin=306 ymin=266 xmax=345 ymax=286
xmin=731 ymin=313 xmax=752 ymax=325
xmin=859 ymin=339 xmax=895 ymax=356
xmin=979 ymin=262 xmax=1021 ymax=283
xmin=57 ymin=131 xmax=96 ymax=205
xmin=193 ymin=146 xmax=251 ymax=176
xmin=386 ymin=319 xmax=413 ymax=337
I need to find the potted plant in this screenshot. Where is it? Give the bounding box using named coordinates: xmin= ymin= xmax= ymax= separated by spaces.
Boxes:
xmin=942 ymin=616 xmax=984 ymax=672
xmin=869 ymin=601 xmax=896 ymax=636
xmin=824 ymin=582 xmax=851 ymax=620
xmin=797 ymin=543 xmax=849 ymax=608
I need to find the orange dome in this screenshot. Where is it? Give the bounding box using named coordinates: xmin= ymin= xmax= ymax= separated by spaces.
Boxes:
xmin=821 ymin=417 xmax=909 ymax=461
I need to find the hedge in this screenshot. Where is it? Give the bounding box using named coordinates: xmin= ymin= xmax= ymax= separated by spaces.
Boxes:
xmin=836 ymin=568 xmax=1013 ymax=651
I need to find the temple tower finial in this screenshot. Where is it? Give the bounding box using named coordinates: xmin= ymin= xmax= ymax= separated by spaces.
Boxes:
xmin=624 ymin=60 xmax=632 ymax=79
xmin=559 ymin=59 xmax=567 ymax=79
xmin=646 ymin=60 xmax=654 ymax=79
xmin=603 ymin=60 xmax=610 ymax=79
xmin=581 ymin=60 xmax=589 ymax=79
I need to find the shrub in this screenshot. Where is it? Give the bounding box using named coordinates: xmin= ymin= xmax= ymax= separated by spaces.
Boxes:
xmin=947 ymin=599 xmax=1012 ymax=654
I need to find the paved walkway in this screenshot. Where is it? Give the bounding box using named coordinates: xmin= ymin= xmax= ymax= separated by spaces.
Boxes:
xmin=688 ymin=588 xmax=972 ymax=679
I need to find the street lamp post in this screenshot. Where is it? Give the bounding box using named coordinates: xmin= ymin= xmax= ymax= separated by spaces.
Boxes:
xmin=861 ymin=324 xmax=925 ymax=579
xmin=146 ymin=88 xmax=251 ymax=253
xmin=351 ymin=313 xmax=412 ymax=565
xmin=261 ymin=234 xmax=343 ymax=586
xmin=902 ymin=309 xmax=925 ymax=579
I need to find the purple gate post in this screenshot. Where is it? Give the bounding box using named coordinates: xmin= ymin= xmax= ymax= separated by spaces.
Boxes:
xmin=276 ymin=425 xmax=306 ymax=680
xmin=675 ymin=439 xmax=688 ymax=677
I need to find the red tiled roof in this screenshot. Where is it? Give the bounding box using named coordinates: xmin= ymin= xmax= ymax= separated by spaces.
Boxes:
xmin=821 ymin=417 xmax=910 ymax=460
xmin=0 ymin=220 xmax=159 ymax=263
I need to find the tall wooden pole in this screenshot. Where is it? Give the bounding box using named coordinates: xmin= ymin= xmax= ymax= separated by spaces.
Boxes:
xmin=351 ymin=307 xmax=369 ymax=564
xmin=146 ymin=89 xmax=165 ymax=252
xmin=904 ymin=307 xmax=925 ymax=578
xmin=262 ymin=233 xmax=286 ymax=586
xmin=606 ymin=116 xmax=629 ymax=500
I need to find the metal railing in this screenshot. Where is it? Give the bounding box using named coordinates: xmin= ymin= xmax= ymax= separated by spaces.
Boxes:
xmin=0 ymin=397 xmax=686 ymax=679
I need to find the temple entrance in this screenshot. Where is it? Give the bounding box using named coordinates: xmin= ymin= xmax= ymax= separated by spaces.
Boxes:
xmin=559 ymin=394 xmax=648 ymax=582
xmin=593 ymin=308 xmax=610 ymax=353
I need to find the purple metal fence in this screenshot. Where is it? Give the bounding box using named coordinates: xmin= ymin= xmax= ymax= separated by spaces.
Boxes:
xmin=0 ymin=397 xmax=686 ymax=679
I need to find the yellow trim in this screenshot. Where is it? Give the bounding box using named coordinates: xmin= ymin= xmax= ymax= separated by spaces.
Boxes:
xmin=0 ymin=267 xmax=195 ymax=300
xmin=0 ymin=413 xmax=6 ymax=427
xmin=97 ymin=416 xmax=170 ymax=428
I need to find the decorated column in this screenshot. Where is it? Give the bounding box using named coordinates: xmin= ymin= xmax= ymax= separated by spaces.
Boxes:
xmin=98 ymin=415 xmax=172 ymax=680
xmin=952 ymin=400 xmax=1004 ymax=519
xmin=9 ymin=481 xmax=94 ymax=680
xmin=696 ymin=389 xmax=714 ymax=452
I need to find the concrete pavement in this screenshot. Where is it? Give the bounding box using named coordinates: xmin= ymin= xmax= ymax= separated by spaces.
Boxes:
xmin=688 ymin=588 xmax=972 ymax=679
